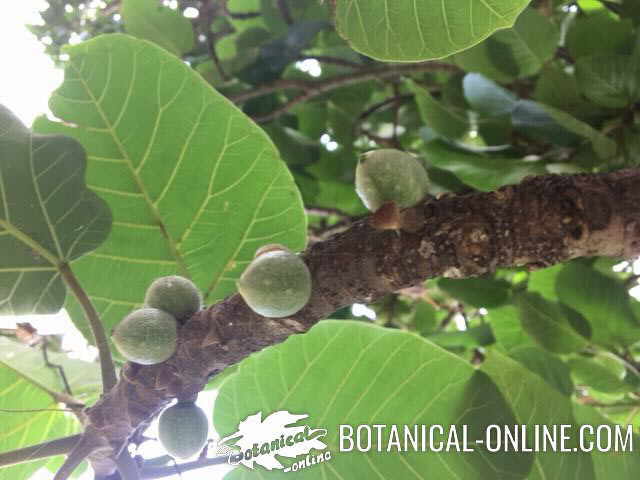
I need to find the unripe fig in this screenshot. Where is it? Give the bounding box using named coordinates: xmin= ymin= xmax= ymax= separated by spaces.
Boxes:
xmin=111 ymin=308 xmax=177 ymax=365
xmin=355 ymin=149 xmax=430 ymax=211
xmin=237 ymin=247 xmax=311 ymax=318
xmin=144 ymin=275 xmax=202 ymax=320
xmin=158 ymin=402 xmax=209 ymax=459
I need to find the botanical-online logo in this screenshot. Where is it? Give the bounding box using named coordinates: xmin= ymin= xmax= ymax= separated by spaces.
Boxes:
xmin=219 ymin=410 xmax=331 ymax=472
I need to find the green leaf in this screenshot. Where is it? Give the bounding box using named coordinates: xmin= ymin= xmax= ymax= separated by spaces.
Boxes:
xmin=438 ymin=275 xmax=511 ymax=308
xmin=512 ymin=101 xmax=617 ymax=159
xmin=463 ymin=73 xmax=517 ymax=117
xmin=226 ymin=0 xmax=265 ymax=34
xmin=577 ymin=0 xmax=604 ymax=12
xmin=487 ymin=304 xmax=537 ymax=351
xmin=237 ymin=21 xmax=328 ymax=85
xmin=423 ymin=141 xmax=545 ymax=192
xmin=566 ymin=11 xmax=634 ymax=59
xmin=409 ymin=81 xmax=468 ymax=140
xmin=533 ymin=65 xmax=598 ymax=120
xmin=215 ymin=321 xmax=529 ymax=479
xmin=0 ymin=105 xmax=112 ymax=315
xmin=411 ymin=301 xmax=438 ymax=335
xmin=454 ymin=8 xmax=559 ymax=82
xmin=527 ymin=264 xmax=563 ymax=302
xmin=575 ymin=55 xmax=640 ymax=108
xmin=568 ymin=355 xmax=630 ymax=394
xmin=34 ymin=34 xmax=306 ymax=340
xmin=573 ymin=404 xmax=640 ymax=479
xmin=0 ymin=337 xmax=101 ymax=400
xmin=122 ymin=0 xmax=194 ymax=56
xmin=334 ymin=0 xmax=531 ymax=62
xmin=260 ymin=0 xmax=328 ymax=34
xmin=509 ymin=346 xmax=574 ymax=396
xmin=0 ymin=365 xmax=79 ymax=479
xmin=481 ymin=351 xmax=596 ymax=480
xmin=426 ymin=323 xmax=495 ymax=349
xmin=515 ymin=292 xmax=589 ymax=354
xmin=556 ymin=262 xmax=640 ymax=347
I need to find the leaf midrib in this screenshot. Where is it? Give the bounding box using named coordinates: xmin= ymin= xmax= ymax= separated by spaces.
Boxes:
xmin=69 ymin=52 xmax=190 ymax=278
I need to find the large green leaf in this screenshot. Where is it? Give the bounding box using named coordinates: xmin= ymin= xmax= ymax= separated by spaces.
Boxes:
xmin=533 ymin=65 xmax=597 ymax=118
xmin=509 ymin=346 xmax=574 ymax=396
xmin=0 ymin=337 xmax=101 ymax=400
xmin=575 ymin=55 xmax=640 ymax=108
xmin=515 ymin=292 xmax=589 ymax=354
xmin=573 ymin=404 xmax=640 ymax=478
xmin=481 ymin=351 xmax=598 ymax=480
xmin=454 ymin=8 xmax=558 ymax=82
xmin=0 ymin=365 xmax=79 ymax=480
xmin=566 ymin=12 xmax=634 ymax=59
xmin=35 ymin=34 xmax=306 ymax=339
xmin=214 ymin=321 xmax=529 ymax=479
xmin=568 ymin=355 xmax=630 ymax=394
xmin=527 ymin=264 xmax=563 ymax=302
xmin=122 ymin=0 xmax=194 ymax=56
xmin=487 ymin=304 xmax=536 ymax=351
xmin=463 ymin=73 xmax=517 ymax=117
xmin=438 ymin=276 xmax=511 ymax=308
xmin=409 ymin=81 xmax=468 ymax=140
xmin=556 ymin=262 xmax=640 ymax=347
xmin=512 ymin=101 xmax=617 ymax=159
xmin=333 ymin=0 xmax=531 ymax=62
xmin=423 ymin=141 xmax=545 ymax=192
xmin=0 ymin=105 xmax=112 ymax=315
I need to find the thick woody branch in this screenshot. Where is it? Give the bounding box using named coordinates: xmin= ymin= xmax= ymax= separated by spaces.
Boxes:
xmin=73 ymin=169 xmax=639 ymax=475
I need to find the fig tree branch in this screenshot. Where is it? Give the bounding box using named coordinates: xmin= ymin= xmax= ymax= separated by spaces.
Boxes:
xmin=116 ymin=449 xmax=141 ymax=480
xmin=67 ymin=168 xmax=640 ymax=477
xmin=54 ymin=433 xmax=109 ymax=480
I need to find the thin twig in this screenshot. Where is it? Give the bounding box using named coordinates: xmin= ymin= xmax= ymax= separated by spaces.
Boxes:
xmin=201 ymin=0 xmax=230 ymax=81
xmin=229 ymin=78 xmax=311 ymax=103
xmin=42 ymin=339 xmax=73 ymax=396
xmin=355 ymin=94 xmax=413 ymax=136
xmin=277 ymin=0 xmax=294 ymax=25
xmin=305 ymin=206 xmax=353 ymax=219
xmin=359 ymin=130 xmax=399 ymax=148
xmin=297 ymin=54 xmax=363 ymax=69
xmin=59 ymin=263 xmax=117 ymax=393
xmin=228 ymin=62 xmax=457 ymax=122
xmin=227 ymin=10 xmax=261 ymax=19
xmin=391 ymin=83 xmax=401 ymax=148
xmin=0 ymin=434 xmax=81 ymax=468
xmin=625 ymin=274 xmax=639 ymax=288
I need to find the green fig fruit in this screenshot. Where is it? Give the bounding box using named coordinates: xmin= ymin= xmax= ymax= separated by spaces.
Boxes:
xmin=111 ymin=308 xmax=177 ymax=365
xmin=237 ymin=247 xmax=311 ymax=318
xmin=158 ymin=402 xmax=209 ymax=459
xmin=144 ymin=275 xmax=202 ymax=320
xmin=355 ymin=149 xmax=430 ymax=211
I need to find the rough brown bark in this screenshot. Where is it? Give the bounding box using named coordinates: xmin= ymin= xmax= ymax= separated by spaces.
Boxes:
xmin=80 ymin=169 xmax=640 ymax=475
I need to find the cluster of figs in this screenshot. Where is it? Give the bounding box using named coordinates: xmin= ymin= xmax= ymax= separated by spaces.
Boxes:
xmin=109 ymin=148 xmax=427 ymax=459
